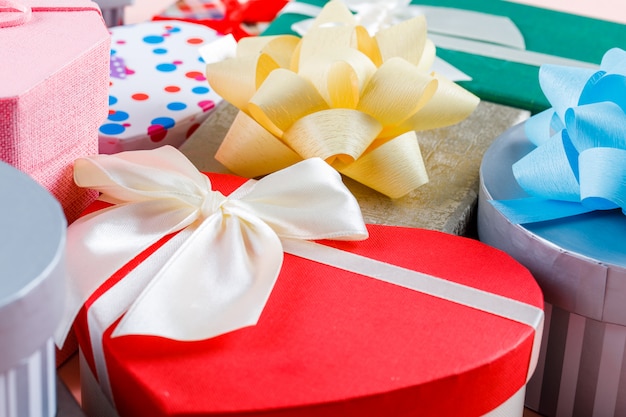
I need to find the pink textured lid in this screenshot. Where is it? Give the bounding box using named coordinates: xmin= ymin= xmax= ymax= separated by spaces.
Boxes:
xmin=0 ymin=0 xmax=109 ymax=98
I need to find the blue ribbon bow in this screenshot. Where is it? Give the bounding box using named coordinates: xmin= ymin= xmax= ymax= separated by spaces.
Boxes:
xmin=491 ymin=48 xmax=626 ymax=224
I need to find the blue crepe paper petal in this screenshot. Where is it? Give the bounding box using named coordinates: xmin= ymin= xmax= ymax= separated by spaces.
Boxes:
xmin=565 ymin=102 xmax=626 ymax=152
xmin=600 ymin=48 xmax=626 ymax=74
xmin=580 ymin=147 xmax=626 ymax=211
xmin=538 ymin=64 xmax=597 ymax=121
xmin=524 ymin=108 xmax=561 ymax=146
xmin=512 ymin=130 xmax=580 ymax=202
xmin=579 ymin=73 xmax=626 ymax=111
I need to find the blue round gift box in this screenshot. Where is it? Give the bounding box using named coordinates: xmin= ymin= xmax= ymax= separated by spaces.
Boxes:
xmin=478 ymin=123 xmax=626 ymax=417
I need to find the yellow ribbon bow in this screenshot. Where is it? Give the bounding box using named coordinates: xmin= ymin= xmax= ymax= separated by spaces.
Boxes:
xmin=205 ymin=0 xmax=479 ymax=198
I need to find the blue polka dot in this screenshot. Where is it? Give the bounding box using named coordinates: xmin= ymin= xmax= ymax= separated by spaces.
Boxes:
xmin=153 ymin=48 xmax=167 ymax=54
xmin=167 ymin=27 xmax=181 ymax=33
xmin=108 ymin=111 xmax=129 ymax=121
xmin=151 ymin=117 xmax=175 ymax=129
xmin=110 ymin=49 xmax=117 ymax=55
xmin=192 ymin=86 xmax=209 ymax=94
xmin=100 ymin=123 xmax=125 ymax=135
xmin=109 ymin=96 xmax=118 ymax=105
xmin=143 ymin=35 xmax=164 ymax=44
xmin=156 ymin=63 xmax=177 ymax=72
xmin=198 ymin=56 xmax=205 ymax=63
xmin=167 ymin=102 xmax=187 ymax=111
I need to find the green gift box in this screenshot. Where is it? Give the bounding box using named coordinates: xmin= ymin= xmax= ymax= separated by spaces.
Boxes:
xmin=264 ymin=0 xmax=625 ymax=113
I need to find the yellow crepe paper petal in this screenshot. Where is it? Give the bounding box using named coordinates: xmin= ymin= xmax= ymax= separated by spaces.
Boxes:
xmin=297 ymin=2 xmax=362 ymax=68
xmin=336 ymin=131 xmax=428 ymax=199
xmin=417 ymin=39 xmax=436 ymax=73
xmin=248 ymin=68 xmax=330 ymax=138
xmin=375 ymin=15 xmax=427 ymax=66
xmin=299 ymin=25 xmax=357 ymax=69
xmin=298 ymin=47 xmax=377 ymax=107
xmin=357 ymin=57 xmax=438 ymax=127
xmin=381 ymin=72 xmax=480 ymax=138
xmin=206 ymin=54 xmax=280 ymax=110
xmin=290 ymin=39 xmax=303 ymax=72
xmin=282 ymin=109 xmax=382 ymax=163
xmin=215 ymin=111 xmax=302 ymax=178
xmin=355 ymin=26 xmax=383 ymax=67
xmin=310 ymin=0 xmax=357 ymax=30
xmin=326 ymin=61 xmax=360 ymax=109
xmin=236 ymin=35 xmax=301 ymax=70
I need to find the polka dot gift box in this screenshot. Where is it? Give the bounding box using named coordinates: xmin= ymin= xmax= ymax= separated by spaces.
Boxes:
xmin=99 ymin=21 xmax=223 ymax=154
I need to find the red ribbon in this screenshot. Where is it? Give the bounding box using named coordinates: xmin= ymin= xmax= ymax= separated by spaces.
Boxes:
xmin=153 ymin=0 xmax=289 ymax=39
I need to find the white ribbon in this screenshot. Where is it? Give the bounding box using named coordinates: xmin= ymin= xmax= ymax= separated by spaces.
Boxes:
xmin=54 ymin=146 xmax=368 ymax=345
xmin=282 ymin=0 xmax=599 ymax=69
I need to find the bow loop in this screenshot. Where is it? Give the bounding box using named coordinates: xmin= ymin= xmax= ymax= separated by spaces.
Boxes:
xmin=74 ymin=146 xmax=213 ymax=208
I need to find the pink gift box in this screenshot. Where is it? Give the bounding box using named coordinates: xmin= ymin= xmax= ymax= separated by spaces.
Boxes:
xmin=0 ymin=0 xmax=110 ymax=223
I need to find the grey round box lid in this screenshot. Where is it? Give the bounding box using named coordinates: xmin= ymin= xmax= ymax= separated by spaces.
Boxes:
xmin=0 ymin=161 xmax=66 ymax=371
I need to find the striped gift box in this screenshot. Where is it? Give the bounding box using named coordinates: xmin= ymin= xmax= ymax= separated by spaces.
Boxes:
xmin=478 ymin=123 xmax=626 ymax=417
xmin=527 ymin=303 xmax=626 ymax=417
xmin=0 ymin=340 xmax=57 ymax=417
xmin=0 ymin=162 xmax=67 ymax=417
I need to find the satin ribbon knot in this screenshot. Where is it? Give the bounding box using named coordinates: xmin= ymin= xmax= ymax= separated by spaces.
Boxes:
xmin=55 ymin=146 xmax=368 ymax=345
xmin=491 ymin=48 xmax=626 ymax=224
xmin=200 ymin=189 xmax=227 ymax=218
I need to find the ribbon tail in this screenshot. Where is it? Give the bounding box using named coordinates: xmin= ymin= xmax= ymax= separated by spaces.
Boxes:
xmin=54 ymin=201 xmax=197 ymax=347
xmin=112 ymin=214 xmax=284 ymax=341
xmin=489 ymin=197 xmax=593 ymax=224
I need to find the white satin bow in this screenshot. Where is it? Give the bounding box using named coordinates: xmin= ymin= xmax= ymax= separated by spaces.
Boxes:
xmin=55 ymin=146 xmax=368 ymax=343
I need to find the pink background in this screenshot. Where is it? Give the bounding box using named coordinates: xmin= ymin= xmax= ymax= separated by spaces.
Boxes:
xmin=509 ymin=0 xmax=626 ymax=24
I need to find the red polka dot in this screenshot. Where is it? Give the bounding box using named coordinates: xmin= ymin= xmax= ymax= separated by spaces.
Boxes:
xmin=173 ymin=60 xmax=183 ymax=65
xmin=108 ymin=109 xmax=115 ymax=115
xmin=164 ymin=25 xmax=174 ymax=30
xmin=187 ymin=38 xmax=203 ymax=45
xmin=185 ymin=71 xmax=206 ymax=81
xmin=116 ymin=40 xmax=126 ymax=44
xmin=185 ymin=71 xmax=203 ymax=79
xmin=132 ymin=93 xmax=149 ymax=101
xmin=122 ymin=123 xmax=131 ymax=127
xmin=164 ymin=86 xmax=181 ymax=93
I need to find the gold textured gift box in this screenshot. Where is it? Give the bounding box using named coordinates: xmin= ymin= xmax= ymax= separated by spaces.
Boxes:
xmin=180 ymin=100 xmax=529 ymax=235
